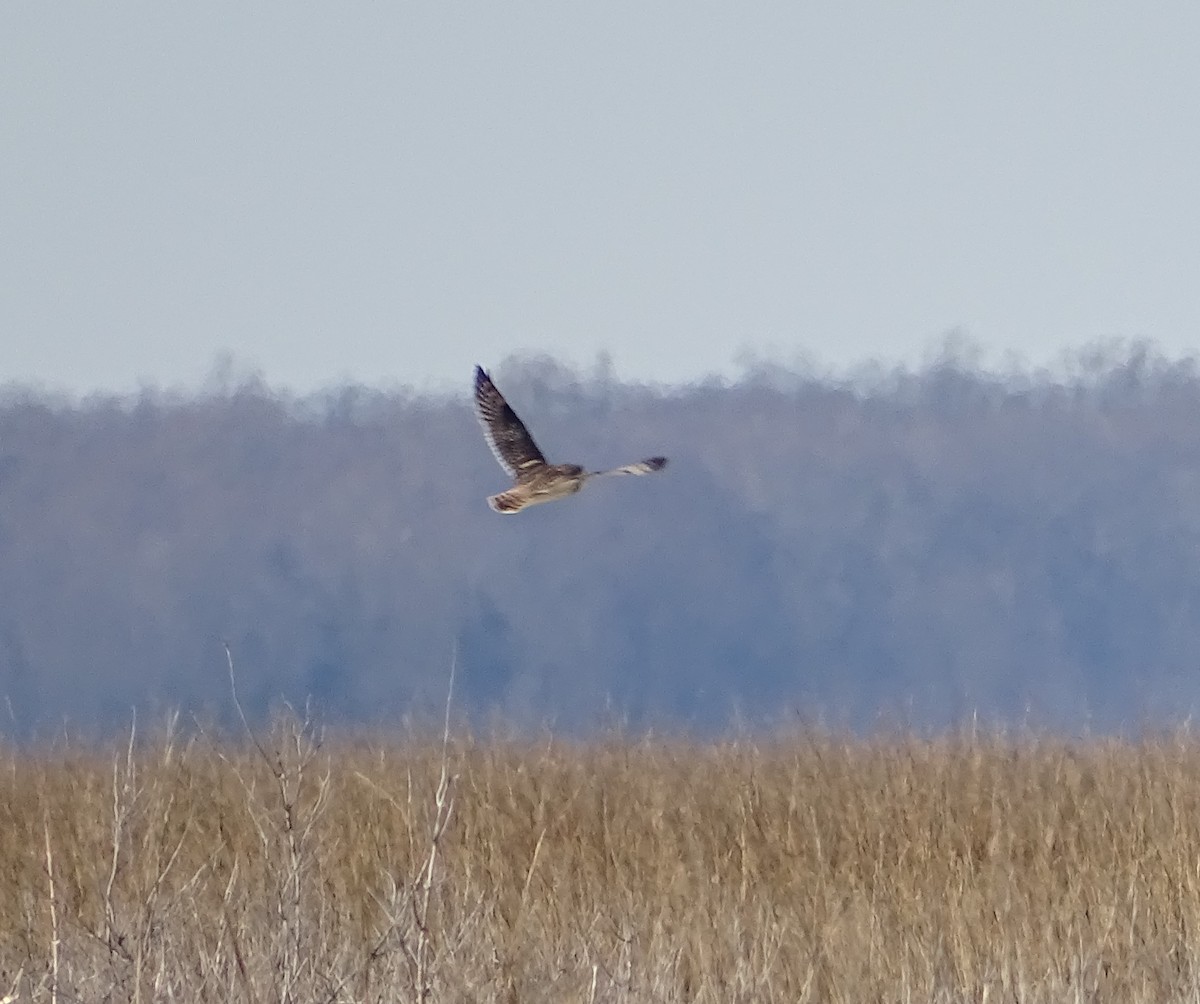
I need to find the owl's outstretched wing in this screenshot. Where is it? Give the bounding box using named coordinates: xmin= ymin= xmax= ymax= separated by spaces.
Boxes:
xmin=473 ymin=366 xmax=547 ymax=479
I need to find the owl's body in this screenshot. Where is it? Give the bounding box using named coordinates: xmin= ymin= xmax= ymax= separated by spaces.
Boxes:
xmin=487 ymin=464 xmax=586 ymax=513
xmin=473 ymin=366 xmax=666 ymax=514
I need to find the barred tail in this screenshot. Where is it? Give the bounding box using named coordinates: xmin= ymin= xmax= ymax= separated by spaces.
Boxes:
xmin=594 ymin=457 xmax=668 ymax=477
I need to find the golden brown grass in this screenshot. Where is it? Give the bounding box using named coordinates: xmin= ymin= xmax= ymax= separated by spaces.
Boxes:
xmin=5 ymin=716 xmax=1200 ymax=1002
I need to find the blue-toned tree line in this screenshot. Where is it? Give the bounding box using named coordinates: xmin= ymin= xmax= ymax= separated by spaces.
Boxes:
xmin=3 ymin=345 xmax=1199 ymax=736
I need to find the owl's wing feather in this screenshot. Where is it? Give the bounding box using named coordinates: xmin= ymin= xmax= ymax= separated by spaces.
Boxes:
xmin=487 ymin=485 xmax=532 ymax=513
xmin=474 ymin=366 xmax=547 ymax=479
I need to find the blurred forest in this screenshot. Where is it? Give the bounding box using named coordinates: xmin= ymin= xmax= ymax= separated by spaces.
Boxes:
xmin=4 ymin=343 xmax=1200 ymax=737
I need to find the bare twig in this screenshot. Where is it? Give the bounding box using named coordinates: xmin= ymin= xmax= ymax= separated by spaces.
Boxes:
xmin=102 ymin=715 xmax=138 ymax=960
xmin=224 ymin=641 xmax=271 ymax=767
xmin=224 ymin=642 xmax=328 ymax=1003
xmin=43 ymin=812 xmax=60 ymax=1004
xmin=0 ymin=968 xmax=23 ymax=1004
xmin=409 ymin=647 xmax=459 ymax=1002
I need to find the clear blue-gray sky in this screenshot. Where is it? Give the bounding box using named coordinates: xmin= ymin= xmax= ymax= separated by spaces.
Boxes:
xmin=2 ymin=4 xmax=1198 ymax=395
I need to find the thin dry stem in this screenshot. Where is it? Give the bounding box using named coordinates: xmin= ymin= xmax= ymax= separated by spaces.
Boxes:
xmin=42 ymin=813 xmax=58 ymax=1004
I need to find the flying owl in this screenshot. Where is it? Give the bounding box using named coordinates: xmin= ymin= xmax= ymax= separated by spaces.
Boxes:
xmin=473 ymin=365 xmax=667 ymax=514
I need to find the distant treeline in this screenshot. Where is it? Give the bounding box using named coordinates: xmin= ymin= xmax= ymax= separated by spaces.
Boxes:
xmin=4 ymin=344 xmax=1200 ymax=735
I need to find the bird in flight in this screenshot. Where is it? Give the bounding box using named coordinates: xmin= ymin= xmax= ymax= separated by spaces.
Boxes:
xmin=474 ymin=365 xmax=667 ymax=514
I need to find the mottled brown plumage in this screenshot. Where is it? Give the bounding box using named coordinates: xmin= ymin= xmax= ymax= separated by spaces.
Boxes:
xmin=473 ymin=366 xmax=667 ymax=514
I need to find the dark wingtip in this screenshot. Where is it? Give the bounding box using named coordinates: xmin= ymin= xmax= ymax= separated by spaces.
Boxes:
xmin=647 ymin=456 xmax=667 ymax=471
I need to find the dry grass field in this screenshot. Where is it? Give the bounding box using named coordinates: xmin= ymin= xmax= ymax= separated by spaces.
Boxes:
xmin=5 ymin=713 xmax=1200 ymax=1003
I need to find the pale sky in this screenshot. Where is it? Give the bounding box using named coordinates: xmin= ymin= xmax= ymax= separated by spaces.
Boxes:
xmin=2 ymin=4 xmax=1198 ymax=395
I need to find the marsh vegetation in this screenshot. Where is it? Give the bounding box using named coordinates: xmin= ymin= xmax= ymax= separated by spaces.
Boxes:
xmin=7 ymin=718 xmax=1200 ymax=1002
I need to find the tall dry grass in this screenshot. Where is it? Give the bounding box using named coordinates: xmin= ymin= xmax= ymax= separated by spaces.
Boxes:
xmin=4 ymin=715 xmax=1200 ymax=1002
